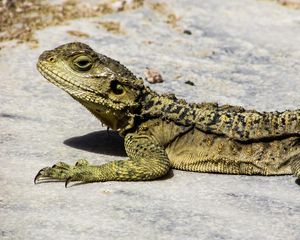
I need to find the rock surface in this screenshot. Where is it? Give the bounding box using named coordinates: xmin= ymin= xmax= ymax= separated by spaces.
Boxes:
xmin=1 ymin=0 xmax=300 ymax=239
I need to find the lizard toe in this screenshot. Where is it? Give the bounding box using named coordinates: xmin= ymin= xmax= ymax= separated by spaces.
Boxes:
xmin=75 ymin=159 xmax=89 ymax=167
xmin=34 ymin=160 xmax=97 ymax=186
xmin=52 ymin=162 xmax=71 ymax=170
xmin=34 ymin=164 xmax=73 ymax=183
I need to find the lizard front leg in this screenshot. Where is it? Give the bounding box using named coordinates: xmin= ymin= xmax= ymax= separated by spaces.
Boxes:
xmin=34 ymin=133 xmax=170 ymax=187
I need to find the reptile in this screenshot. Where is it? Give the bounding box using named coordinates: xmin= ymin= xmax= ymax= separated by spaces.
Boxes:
xmin=34 ymin=42 xmax=300 ymax=187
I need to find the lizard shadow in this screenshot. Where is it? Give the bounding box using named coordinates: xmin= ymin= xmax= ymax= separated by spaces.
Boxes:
xmin=64 ymin=130 xmax=127 ymax=157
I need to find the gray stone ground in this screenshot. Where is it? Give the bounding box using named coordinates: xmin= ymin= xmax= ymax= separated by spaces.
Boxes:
xmin=1 ymin=0 xmax=300 ymax=239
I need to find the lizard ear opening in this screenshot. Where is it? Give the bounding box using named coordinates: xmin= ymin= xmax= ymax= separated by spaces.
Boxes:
xmin=110 ymin=80 xmax=124 ymax=95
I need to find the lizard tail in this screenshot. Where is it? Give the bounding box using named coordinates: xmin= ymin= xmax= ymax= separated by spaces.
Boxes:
xmin=196 ymin=106 xmax=300 ymax=142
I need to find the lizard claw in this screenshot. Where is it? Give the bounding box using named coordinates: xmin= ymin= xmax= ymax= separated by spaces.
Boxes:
xmin=34 ymin=167 xmax=49 ymax=184
xmin=34 ymin=172 xmax=41 ymax=184
xmin=65 ymin=177 xmax=72 ymax=188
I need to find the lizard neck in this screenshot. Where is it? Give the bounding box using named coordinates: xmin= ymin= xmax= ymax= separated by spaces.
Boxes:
xmin=140 ymin=88 xmax=197 ymax=126
xmin=75 ymin=97 xmax=132 ymax=131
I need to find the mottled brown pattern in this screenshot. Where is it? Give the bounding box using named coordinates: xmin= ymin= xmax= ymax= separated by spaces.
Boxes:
xmin=34 ymin=42 xmax=300 ymax=187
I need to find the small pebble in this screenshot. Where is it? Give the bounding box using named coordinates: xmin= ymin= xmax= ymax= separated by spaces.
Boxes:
xmin=183 ymin=29 xmax=192 ymax=35
xmin=185 ymin=80 xmax=195 ymax=86
xmin=144 ymin=67 xmax=164 ymax=84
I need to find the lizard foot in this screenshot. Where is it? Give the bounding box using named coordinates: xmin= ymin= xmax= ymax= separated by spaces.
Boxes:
xmin=34 ymin=159 xmax=91 ymax=187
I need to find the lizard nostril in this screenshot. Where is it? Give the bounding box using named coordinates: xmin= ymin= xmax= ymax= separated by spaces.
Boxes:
xmin=49 ymin=57 xmax=55 ymax=62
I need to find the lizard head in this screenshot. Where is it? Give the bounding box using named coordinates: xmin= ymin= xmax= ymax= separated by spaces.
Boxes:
xmin=37 ymin=42 xmax=145 ymax=130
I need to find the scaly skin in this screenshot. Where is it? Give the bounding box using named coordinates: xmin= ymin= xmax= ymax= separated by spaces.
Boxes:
xmin=34 ymin=42 xmax=300 ymax=187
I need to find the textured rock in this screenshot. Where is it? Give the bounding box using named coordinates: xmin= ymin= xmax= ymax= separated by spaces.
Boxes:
xmin=1 ymin=0 xmax=300 ymax=239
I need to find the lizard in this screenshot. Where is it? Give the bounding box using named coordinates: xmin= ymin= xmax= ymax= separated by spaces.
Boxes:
xmin=34 ymin=42 xmax=300 ymax=187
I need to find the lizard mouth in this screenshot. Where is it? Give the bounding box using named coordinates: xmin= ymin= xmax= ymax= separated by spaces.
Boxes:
xmin=37 ymin=62 xmax=114 ymax=106
xmin=37 ymin=62 xmax=95 ymax=94
xmin=37 ymin=62 xmax=130 ymax=111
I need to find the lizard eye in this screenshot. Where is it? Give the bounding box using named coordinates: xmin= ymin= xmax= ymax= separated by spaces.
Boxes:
xmin=110 ymin=80 xmax=124 ymax=95
xmin=73 ymin=55 xmax=92 ymax=71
